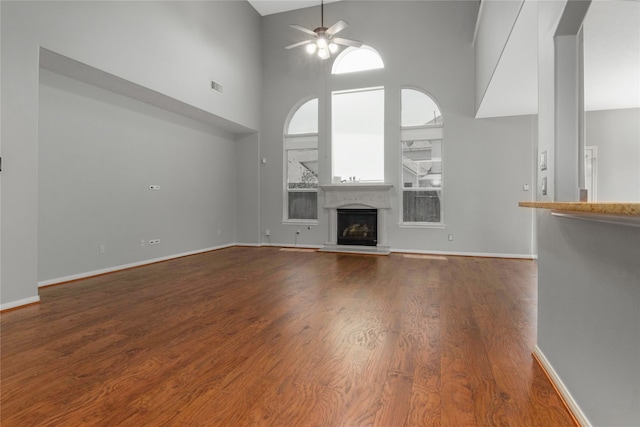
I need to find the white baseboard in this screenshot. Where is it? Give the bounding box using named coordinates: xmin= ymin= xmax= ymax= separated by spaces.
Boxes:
xmin=391 ymin=248 xmax=537 ymax=260
xmin=1 ymin=295 xmax=41 ymax=312
xmin=38 ymin=244 xmax=235 ymax=288
xmin=533 ymin=346 xmax=591 ymax=427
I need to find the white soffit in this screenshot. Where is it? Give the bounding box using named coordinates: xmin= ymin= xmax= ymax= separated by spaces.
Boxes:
xmin=247 ymin=0 xmax=342 ymax=16
xmin=583 ymin=0 xmax=640 ymax=111
xmin=475 ymin=0 xmax=538 ymax=118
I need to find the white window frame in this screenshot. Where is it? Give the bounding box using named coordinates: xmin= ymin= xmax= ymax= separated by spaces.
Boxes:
xmin=399 ymin=88 xmax=445 ymax=228
xmin=283 ymin=99 xmax=319 ymax=225
xmin=331 ymin=86 xmax=385 ymax=184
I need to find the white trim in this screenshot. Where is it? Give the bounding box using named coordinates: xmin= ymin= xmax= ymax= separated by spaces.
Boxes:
xmin=1 ymin=295 xmax=41 ymax=311
xmin=235 ymin=243 xmax=261 ymax=247
xmin=38 ymin=244 xmax=235 ymax=288
xmin=391 ymin=248 xmax=537 ymax=260
xmin=533 ymin=346 xmax=592 ymax=427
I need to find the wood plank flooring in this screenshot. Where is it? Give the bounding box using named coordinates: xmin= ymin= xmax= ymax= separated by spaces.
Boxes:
xmin=1 ymin=247 xmax=575 ymax=426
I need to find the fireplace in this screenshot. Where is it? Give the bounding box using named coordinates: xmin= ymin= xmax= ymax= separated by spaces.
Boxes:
xmin=319 ymin=184 xmax=392 ymax=254
xmin=337 ymin=209 xmax=377 ymax=246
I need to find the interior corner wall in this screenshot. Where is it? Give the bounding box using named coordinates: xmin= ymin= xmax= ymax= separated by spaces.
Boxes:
xmin=38 ymin=70 xmax=238 ymax=282
xmin=260 ymin=1 xmax=535 ymax=257
xmin=537 ymin=0 xmax=568 ymax=202
xmin=236 ymin=132 xmax=261 ymax=245
xmin=1 ymin=1 xmax=261 ymax=307
xmin=586 ymin=108 xmax=640 ymax=202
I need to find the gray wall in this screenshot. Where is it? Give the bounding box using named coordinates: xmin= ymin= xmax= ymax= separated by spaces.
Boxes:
xmin=538 ymin=213 xmax=640 ymax=426
xmin=586 ymin=108 xmax=640 ymax=202
xmin=1 ymin=1 xmax=262 ymax=307
xmin=38 ymin=70 xmax=239 ymax=282
xmin=260 ymin=1 xmax=536 ymax=256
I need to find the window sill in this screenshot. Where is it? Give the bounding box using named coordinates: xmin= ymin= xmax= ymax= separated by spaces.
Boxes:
xmin=282 ymin=219 xmax=319 ymax=226
xmin=398 ymin=222 xmax=446 ymax=229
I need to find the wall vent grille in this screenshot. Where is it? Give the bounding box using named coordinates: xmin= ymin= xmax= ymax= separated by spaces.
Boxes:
xmin=210 ymin=81 xmax=223 ymax=94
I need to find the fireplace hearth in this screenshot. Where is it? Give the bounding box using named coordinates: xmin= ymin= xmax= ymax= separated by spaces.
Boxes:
xmin=337 ymin=209 xmax=377 ymax=246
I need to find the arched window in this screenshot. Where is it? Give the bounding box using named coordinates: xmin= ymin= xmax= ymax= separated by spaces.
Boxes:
xmin=284 ymin=98 xmax=318 ymax=222
xmin=401 ymin=88 xmax=444 ymax=224
xmin=331 ymin=45 xmax=384 ymax=75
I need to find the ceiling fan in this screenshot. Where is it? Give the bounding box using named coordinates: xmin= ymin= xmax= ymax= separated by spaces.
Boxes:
xmin=286 ymin=0 xmax=362 ymax=60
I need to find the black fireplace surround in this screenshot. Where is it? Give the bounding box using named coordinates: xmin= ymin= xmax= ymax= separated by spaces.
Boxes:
xmin=337 ymin=209 xmax=377 ymax=246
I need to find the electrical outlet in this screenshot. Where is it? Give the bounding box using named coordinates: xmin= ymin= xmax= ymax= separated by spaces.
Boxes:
xmin=296 ymin=229 xmax=301 ymax=235
xmin=265 ymin=229 xmax=270 ymax=236
xmin=140 ymin=239 xmax=145 ymax=247
xmin=99 ymin=244 xmax=106 ymax=254
xmin=448 ymin=234 xmax=454 ymax=241
xmin=149 ymin=239 xmax=160 ymax=245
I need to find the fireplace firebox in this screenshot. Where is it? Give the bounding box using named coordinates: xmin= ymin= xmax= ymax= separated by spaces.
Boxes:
xmin=337 ymin=209 xmax=377 ymax=246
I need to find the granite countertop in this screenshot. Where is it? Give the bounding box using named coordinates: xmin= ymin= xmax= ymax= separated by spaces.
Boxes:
xmin=519 ymin=201 xmax=640 ymax=216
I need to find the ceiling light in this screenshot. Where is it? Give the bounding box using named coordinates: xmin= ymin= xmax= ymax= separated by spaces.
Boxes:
xmin=317 ymin=36 xmax=328 ymax=49
xmin=318 ymin=48 xmax=330 ymax=60
xmin=285 ymin=0 xmax=363 ymax=60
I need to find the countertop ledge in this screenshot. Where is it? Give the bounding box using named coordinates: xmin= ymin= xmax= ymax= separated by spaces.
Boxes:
xmin=519 ymin=201 xmax=640 ymax=216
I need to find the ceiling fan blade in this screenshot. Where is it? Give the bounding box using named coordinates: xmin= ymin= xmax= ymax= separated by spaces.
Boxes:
xmin=286 ymin=40 xmax=314 ymax=50
xmin=290 ymin=24 xmax=317 ymax=36
xmin=326 ymin=20 xmax=348 ymax=36
xmin=332 ymin=37 xmax=363 ymax=48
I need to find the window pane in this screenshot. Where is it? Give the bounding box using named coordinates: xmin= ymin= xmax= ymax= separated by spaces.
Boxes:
xmin=332 ymin=87 xmax=384 ymax=182
xmin=332 ymin=46 xmax=384 ymax=75
xmin=288 ymin=98 xmax=318 ymax=135
xmin=402 ymin=140 xmax=442 ymax=188
xmin=287 ymin=149 xmax=318 ymax=189
xmin=401 ymin=89 xmax=442 ymax=126
xmin=403 ymin=190 xmax=441 ymax=222
xmin=288 ymin=192 xmax=318 ymax=220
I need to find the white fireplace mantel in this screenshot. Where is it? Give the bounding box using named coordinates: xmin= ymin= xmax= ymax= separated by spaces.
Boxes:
xmin=319 ymin=184 xmax=393 ymax=254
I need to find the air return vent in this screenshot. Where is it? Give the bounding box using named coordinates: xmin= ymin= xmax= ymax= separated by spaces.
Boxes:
xmin=210 ymin=80 xmax=223 ymax=94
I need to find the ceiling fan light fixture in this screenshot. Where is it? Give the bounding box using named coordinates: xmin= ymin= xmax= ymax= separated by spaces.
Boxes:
xmin=286 ymin=0 xmax=362 ymax=60
xmin=318 ymin=48 xmax=330 ymax=60
xmin=316 ymin=36 xmax=328 ymax=49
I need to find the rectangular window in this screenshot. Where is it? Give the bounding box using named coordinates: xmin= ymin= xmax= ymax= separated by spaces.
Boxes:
xmin=401 ymin=129 xmax=443 ymax=223
xmin=286 ymin=147 xmax=318 ymax=220
xmin=331 ymin=87 xmax=384 ymax=183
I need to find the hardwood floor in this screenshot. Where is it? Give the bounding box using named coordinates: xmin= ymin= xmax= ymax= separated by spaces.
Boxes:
xmin=1 ymin=247 xmax=575 ymax=426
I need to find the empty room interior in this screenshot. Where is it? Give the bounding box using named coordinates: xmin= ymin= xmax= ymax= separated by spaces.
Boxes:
xmin=1 ymin=0 xmax=639 ymax=425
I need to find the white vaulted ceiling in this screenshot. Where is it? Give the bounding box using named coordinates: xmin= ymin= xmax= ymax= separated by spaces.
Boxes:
xmin=247 ymin=0 xmax=342 ymax=16
xmin=477 ymin=0 xmax=640 ymax=118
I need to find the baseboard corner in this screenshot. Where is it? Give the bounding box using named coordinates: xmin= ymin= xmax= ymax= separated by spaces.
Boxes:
xmin=532 ymin=346 xmax=591 ymax=427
